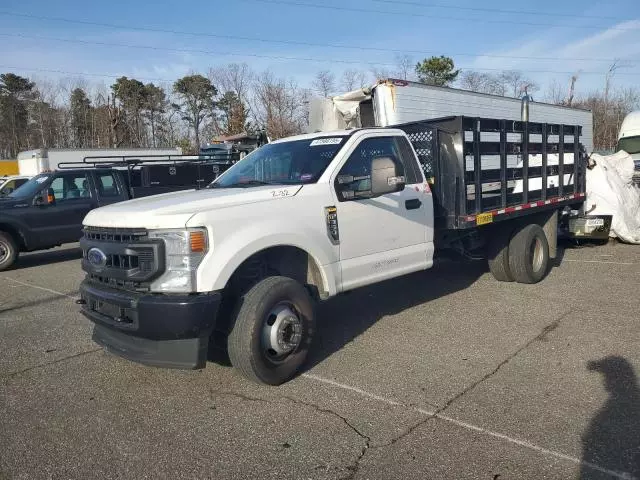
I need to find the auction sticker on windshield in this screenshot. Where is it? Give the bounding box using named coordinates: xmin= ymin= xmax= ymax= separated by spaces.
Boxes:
xmin=310 ymin=138 xmax=343 ymax=146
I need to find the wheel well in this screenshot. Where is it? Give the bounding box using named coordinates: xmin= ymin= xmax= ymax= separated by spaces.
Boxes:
xmin=227 ymin=246 xmax=327 ymax=301
xmin=0 ymin=224 xmax=24 ymax=250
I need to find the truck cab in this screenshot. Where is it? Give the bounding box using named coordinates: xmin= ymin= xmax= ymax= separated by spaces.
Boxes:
xmin=79 ymin=128 xmax=434 ymax=382
xmin=617 ymin=111 xmax=640 ymax=181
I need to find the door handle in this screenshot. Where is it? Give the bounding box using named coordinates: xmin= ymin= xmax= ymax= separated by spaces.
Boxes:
xmin=405 ymin=198 xmax=422 ymax=210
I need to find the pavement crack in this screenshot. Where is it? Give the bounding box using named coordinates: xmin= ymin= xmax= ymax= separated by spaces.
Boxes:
xmin=210 ymin=389 xmax=276 ymax=405
xmin=368 ymin=311 xmax=573 ymax=455
xmin=373 ymin=414 xmax=437 ymax=451
xmin=210 ymin=391 xmax=372 ymax=479
xmin=4 ymin=347 xmax=103 ymax=378
xmin=439 ymin=310 xmax=572 ymax=413
xmin=280 ymin=396 xmax=371 ymax=480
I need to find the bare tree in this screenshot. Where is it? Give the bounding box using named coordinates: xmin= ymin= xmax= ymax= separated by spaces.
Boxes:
xmin=544 ymin=79 xmax=566 ymax=105
xmin=251 ymin=71 xmax=307 ymax=139
xmin=209 ymin=63 xmax=254 ymax=104
xmin=459 ymin=71 xmax=489 ymax=92
xmin=498 ymin=70 xmax=539 ymax=98
xmin=370 ymin=67 xmax=392 ymax=82
xmin=458 ymin=71 xmax=506 ymax=96
xmin=573 ymin=85 xmax=640 ymax=150
xmin=395 ymin=55 xmax=414 ymax=81
xmin=312 ymin=70 xmax=336 ymax=98
xmin=341 ymin=69 xmax=368 ymax=91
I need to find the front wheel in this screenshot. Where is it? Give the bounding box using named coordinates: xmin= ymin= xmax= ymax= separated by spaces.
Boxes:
xmin=227 ymin=276 xmax=315 ymax=385
xmin=0 ymin=232 xmax=18 ymax=272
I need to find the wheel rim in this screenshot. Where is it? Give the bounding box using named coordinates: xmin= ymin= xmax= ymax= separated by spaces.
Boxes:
xmin=531 ymin=237 xmax=544 ymax=272
xmin=262 ymin=303 xmax=303 ymax=362
xmin=0 ymin=240 xmax=8 ymax=263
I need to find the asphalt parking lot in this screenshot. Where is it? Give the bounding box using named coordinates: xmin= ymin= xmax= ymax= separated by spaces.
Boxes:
xmin=1 ymin=241 xmax=639 ymax=480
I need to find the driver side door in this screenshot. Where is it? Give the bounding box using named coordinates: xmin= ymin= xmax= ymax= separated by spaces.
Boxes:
xmin=27 ymin=172 xmax=96 ymax=246
xmin=334 ymin=135 xmax=434 ymax=292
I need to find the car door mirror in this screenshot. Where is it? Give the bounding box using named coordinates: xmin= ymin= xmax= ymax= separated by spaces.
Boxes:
xmin=34 ymin=188 xmax=55 ymax=206
xmin=370 ymin=156 xmax=405 ymax=197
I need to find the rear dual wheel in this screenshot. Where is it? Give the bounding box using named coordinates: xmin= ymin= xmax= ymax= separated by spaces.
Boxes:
xmin=488 ymin=224 xmax=550 ymax=284
xmin=508 ymin=224 xmax=550 ymax=284
xmin=487 ymin=229 xmax=513 ymax=282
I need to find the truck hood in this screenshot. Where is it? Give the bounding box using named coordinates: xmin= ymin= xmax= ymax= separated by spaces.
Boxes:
xmin=83 ymin=185 xmax=304 ymax=229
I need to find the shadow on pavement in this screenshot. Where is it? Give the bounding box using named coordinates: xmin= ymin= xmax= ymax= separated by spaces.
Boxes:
xmin=305 ymin=259 xmax=486 ymax=371
xmin=580 ymin=356 xmax=640 ymax=479
xmin=0 ymin=292 xmax=79 ymax=315
xmin=14 ymin=246 xmax=82 ymax=270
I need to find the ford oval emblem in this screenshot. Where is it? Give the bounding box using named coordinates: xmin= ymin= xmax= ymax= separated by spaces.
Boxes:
xmin=87 ymin=248 xmax=107 ymax=268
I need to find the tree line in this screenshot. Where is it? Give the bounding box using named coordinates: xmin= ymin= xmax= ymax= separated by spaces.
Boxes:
xmin=1 ymin=56 xmax=637 ymax=157
xmin=0 ymin=64 xmax=310 ymax=158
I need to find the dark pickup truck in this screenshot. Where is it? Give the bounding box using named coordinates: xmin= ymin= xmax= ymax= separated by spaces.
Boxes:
xmin=0 ymin=143 xmax=268 ymax=271
xmin=0 ymin=161 xmax=224 ymax=271
xmin=0 ymin=169 xmax=142 ymax=271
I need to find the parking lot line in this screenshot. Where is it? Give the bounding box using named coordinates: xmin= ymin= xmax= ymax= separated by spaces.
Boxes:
xmin=3 ymin=277 xmax=79 ymax=299
xmin=302 ymin=373 xmax=634 ymax=480
xmin=563 ymin=259 xmax=635 ymax=265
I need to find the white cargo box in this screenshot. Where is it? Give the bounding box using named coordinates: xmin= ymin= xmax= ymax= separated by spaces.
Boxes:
xmin=309 ymin=79 xmax=593 ymax=153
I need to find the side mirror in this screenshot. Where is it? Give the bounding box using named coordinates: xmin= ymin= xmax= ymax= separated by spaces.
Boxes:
xmin=34 ymin=188 xmax=55 ymax=206
xmin=370 ymin=156 xmax=405 ymax=197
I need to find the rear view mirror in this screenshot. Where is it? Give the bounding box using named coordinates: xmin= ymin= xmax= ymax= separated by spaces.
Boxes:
xmin=370 ymin=156 xmax=405 ymax=197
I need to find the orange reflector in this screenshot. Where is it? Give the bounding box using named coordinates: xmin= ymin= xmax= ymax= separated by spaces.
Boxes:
xmin=189 ymin=231 xmax=207 ymax=253
xmin=47 ymin=194 xmax=55 ymax=204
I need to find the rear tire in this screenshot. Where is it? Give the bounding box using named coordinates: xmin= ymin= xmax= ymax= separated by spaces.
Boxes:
xmin=0 ymin=232 xmax=18 ymax=272
xmin=487 ymin=229 xmax=513 ymax=282
xmin=508 ymin=224 xmax=550 ymax=284
xmin=227 ymin=276 xmax=315 ymax=385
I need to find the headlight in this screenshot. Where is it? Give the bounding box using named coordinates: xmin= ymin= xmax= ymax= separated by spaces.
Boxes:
xmin=149 ymin=228 xmax=208 ymax=293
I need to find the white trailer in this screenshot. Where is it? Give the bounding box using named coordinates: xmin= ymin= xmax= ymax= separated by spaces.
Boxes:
xmin=309 ymin=79 xmax=594 ymax=153
xmin=17 ymin=147 xmax=183 ymax=176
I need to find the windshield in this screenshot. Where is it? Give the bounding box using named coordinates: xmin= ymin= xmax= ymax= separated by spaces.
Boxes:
xmin=617 ymin=136 xmax=640 ymax=155
xmin=7 ymin=174 xmax=50 ymax=199
xmin=210 ymin=136 xmax=346 ymax=188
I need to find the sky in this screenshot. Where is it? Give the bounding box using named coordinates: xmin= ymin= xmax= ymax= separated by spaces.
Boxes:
xmin=0 ymin=0 xmax=639 ymax=99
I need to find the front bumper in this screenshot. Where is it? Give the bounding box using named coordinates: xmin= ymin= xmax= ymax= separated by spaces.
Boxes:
xmin=79 ymin=280 xmax=221 ymax=369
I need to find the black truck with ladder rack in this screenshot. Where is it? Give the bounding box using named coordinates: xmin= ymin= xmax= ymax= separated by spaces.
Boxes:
xmin=0 ymin=152 xmax=242 ymax=271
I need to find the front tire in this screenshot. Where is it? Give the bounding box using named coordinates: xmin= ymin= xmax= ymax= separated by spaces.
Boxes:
xmin=227 ymin=276 xmax=315 ymax=385
xmin=508 ymin=224 xmax=550 ymax=284
xmin=0 ymin=232 xmax=18 ymax=272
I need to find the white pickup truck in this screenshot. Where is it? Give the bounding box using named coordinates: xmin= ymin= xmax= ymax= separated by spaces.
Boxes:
xmin=78 ymin=116 xmax=593 ymax=385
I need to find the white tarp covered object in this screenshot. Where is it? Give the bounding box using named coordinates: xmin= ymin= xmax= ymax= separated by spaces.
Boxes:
xmin=586 ymin=150 xmax=640 ymax=244
xmin=331 ymin=87 xmax=373 ymax=129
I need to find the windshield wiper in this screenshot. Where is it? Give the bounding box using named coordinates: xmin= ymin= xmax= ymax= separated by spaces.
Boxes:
xmin=210 ymin=180 xmax=274 ymax=189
